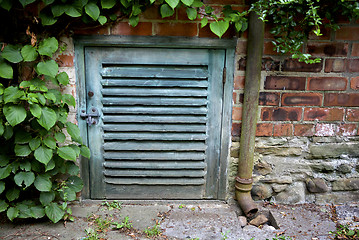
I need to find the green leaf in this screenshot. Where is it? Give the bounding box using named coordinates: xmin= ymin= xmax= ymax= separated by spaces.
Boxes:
xmin=0 ymin=122 xmax=4 ymax=136
xmin=30 ymin=205 xmax=45 ymax=218
xmin=181 ymin=0 xmax=194 ymax=6
xmin=101 ymin=0 xmax=116 ymax=9
xmin=20 ymin=161 xmax=32 ymax=171
xmin=38 ymin=107 xmax=57 ymax=130
xmin=55 ymin=132 xmax=66 ymax=143
xmin=201 ymin=17 xmax=208 ymax=28
xmin=36 ymin=93 xmax=46 ymax=105
xmin=21 ymin=45 xmax=38 ymax=62
xmin=51 ymin=4 xmax=67 ymax=17
xmin=0 ymin=155 xmax=9 ymax=167
xmin=3 ymin=125 xmax=13 ymax=140
xmin=186 ymin=8 xmax=197 ymax=20
xmin=3 ymin=105 xmax=27 ymax=126
xmin=45 ymin=202 xmax=64 ymax=223
xmin=34 ymin=174 xmax=52 ymax=192
xmin=14 ymin=144 xmax=31 ymax=157
xmin=44 ymin=93 xmax=56 ymax=103
xmin=0 ymin=0 xmax=12 ymax=11
xmin=39 ymin=11 xmax=58 ymax=26
xmin=65 ymin=122 xmax=82 ymax=143
xmin=15 ymin=131 xmax=32 ymax=144
xmin=191 ymin=0 xmax=203 ymax=7
xmin=80 ymin=145 xmax=91 ymax=158
xmin=63 ymin=94 xmax=76 ymax=107
xmin=160 ymin=4 xmax=174 ymax=18
xmin=65 ymin=5 xmax=82 ymax=17
xmin=0 ymin=165 xmax=11 ymax=180
xmin=0 ymin=62 xmax=13 ymax=79
xmin=56 ymin=72 xmax=69 ymax=85
xmin=34 ymin=146 xmax=53 ymax=165
xmin=19 ymin=0 xmax=36 ymax=7
xmin=7 ymin=207 xmax=19 ymax=221
xmin=85 ymin=3 xmax=100 ymax=20
xmin=6 ymin=188 xmax=20 ymax=201
xmin=0 ymin=181 xmax=4 ymax=194
xmin=235 ymin=22 xmax=242 ymax=32
xmin=45 ymin=159 xmax=55 ymax=171
xmin=209 ymin=20 xmax=229 ymax=38
xmin=30 ymin=104 xmax=42 ymax=118
xmin=44 ymin=136 xmax=57 ymax=149
xmin=17 ymin=203 xmax=32 ymax=218
xmin=165 ymin=0 xmax=179 ymax=9
xmin=1 ymin=45 xmax=23 ymax=63
xmin=42 ymin=0 xmax=55 ymax=5
xmin=38 ymin=37 xmax=58 ymax=57
xmin=14 ymin=171 xmax=35 ymax=188
xmin=40 ymin=191 xmax=55 ymax=205
xmin=4 ymin=86 xmax=24 ymax=103
xmin=129 ymin=15 xmax=139 ymax=27
xmin=67 ymin=176 xmax=83 ymax=192
xmin=0 ymin=200 xmax=8 ymax=212
xmin=37 ymin=60 xmax=59 ymax=78
xmin=70 ymin=144 xmax=81 ymax=157
xmin=61 ymin=187 xmax=76 ymax=201
xmin=58 ymin=146 xmax=77 ymax=161
xmin=29 ymin=137 xmax=41 ymax=151
xmin=66 ymin=162 xmax=80 ymax=175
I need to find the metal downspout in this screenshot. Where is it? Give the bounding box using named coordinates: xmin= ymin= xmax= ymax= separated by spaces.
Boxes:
xmin=235 ymin=11 xmax=264 ymax=217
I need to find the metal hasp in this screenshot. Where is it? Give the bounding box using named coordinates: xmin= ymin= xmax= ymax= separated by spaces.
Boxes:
xmin=80 ymin=107 xmax=100 ymax=126
xmin=236 ymin=11 xmax=264 ymax=217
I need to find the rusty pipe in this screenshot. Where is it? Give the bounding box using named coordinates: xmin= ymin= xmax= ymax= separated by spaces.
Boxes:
xmin=236 ymin=10 xmax=264 ymax=217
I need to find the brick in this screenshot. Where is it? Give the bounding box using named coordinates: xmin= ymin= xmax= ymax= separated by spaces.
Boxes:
xmin=154 ymin=23 xmax=197 ymax=37
xmin=307 ymin=42 xmax=348 ymax=57
xmin=256 ymin=123 xmax=273 ymax=136
xmin=282 ymin=59 xmax=322 ymax=72
xmin=346 ymin=109 xmax=359 ymax=122
xmin=232 ymin=123 xmax=241 ymax=137
xmin=233 ymin=92 xmax=238 ymax=104
xmin=261 ymin=107 xmax=301 ymax=121
xmin=303 ymin=108 xmax=344 ymax=121
xmin=294 ymin=124 xmax=315 ymax=137
xmin=315 ymin=123 xmax=336 ymax=136
xmin=324 ymin=93 xmax=359 ymax=107
xmin=203 ymin=0 xmax=246 ymax=4
xmin=140 ymin=5 xmax=167 ymax=20
xmin=238 ymin=57 xmax=280 ymax=71
xmin=236 ymin=40 xmax=247 ymax=55
xmin=232 ymin=107 xmax=242 ymax=121
xmin=111 ymin=22 xmax=152 ymax=36
xmin=234 ymin=76 xmax=245 ymax=89
xmin=350 ymin=77 xmax=359 ymax=90
xmin=265 ymin=76 xmax=306 ymax=90
xmin=263 ymin=41 xmax=279 ymax=55
xmin=324 ymin=59 xmax=347 ymax=73
xmin=352 ymin=43 xmax=359 ymax=57
xmin=337 ymin=124 xmax=358 ymax=136
xmin=282 ymin=93 xmax=323 ymax=106
xmin=259 ymin=92 xmax=280 ymax=106
xmin=55 ymin=54 xmax=73 ymax=67
xmin=273 ymin=124 xmax=293 ymax=137
xmin=307 ymin=77 xmax=347 ymax=91
xmin=336 ymin=26 xmax=359 ymax=40
xmin=348 ymin=59 xmax=359 ymax=72
xmin=73 ymin=25 xmax=109 ymax=35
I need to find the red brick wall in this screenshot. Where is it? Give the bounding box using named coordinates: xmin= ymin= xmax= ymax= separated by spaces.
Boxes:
xmin=232 ymin=19 xmax=359 ymax=139
xmin=69 ymin=2 xmax=359 ymax=140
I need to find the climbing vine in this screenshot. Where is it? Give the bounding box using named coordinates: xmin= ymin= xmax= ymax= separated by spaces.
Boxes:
xmin=0 ymin=0 xmax=358 ymax=223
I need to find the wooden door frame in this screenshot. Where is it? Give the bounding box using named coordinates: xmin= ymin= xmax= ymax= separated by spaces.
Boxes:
xmin=74 ymin=36 xmax=236 ymax=200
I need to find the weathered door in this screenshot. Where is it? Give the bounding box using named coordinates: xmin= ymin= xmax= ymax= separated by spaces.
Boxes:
xmin=84 ymin=47 xmax=225 ymax=199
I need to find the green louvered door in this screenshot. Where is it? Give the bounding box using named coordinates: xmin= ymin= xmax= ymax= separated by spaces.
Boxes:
xmin=84 ymin=47 xmax=225 ymax=199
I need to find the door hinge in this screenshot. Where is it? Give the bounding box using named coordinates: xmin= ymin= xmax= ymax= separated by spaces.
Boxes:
xmin=222 ymin=67 xmax=227 ymax=84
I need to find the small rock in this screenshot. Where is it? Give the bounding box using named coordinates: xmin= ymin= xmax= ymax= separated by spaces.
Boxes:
xmin=262 ymin=176 xmax=293 ymax=184
xmin=249 ymin=214 xmax=268 ymax=227
xmin=238 ymin=216 xmax=247 ymax=227
xmin=306 ymin=178 xmax=328 ymax=193
xmin=332 ymin=178 xmax=359 ymax=191
xmin=311 ymin=163 xmax=335 ymax=173
xmin=337 ymin=164 xmax=352 ymax=174
xmin=272 ymin=184 xmax=288 ymax=193
xmin=254 ymin=160 xmax=272 ymax=175
xmin=251 ymin=184 xmax=273 ymax=200
xmin=274 ymin=182 xmax=306 ymax=204
xmin=262 ymin=224 xmax=276 ymax=231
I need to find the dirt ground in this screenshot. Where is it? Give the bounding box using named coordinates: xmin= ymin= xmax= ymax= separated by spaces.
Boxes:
xmin=0 ymin=201 xmax=357 ymax=240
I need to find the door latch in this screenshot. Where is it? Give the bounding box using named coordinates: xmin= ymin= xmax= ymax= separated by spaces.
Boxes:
xmin=80 ymin=107 xmax=100 ymax=126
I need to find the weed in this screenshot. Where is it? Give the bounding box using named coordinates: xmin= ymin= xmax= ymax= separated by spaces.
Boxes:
xmin=179 ymin=204 xmax=186 ymax=209
xmin=144 ymin=223 xmax=161 ymax=237
xmin=221 ymin=230 xmax=230 ymax=240
xmin=112 ymin=216 xmax=133 ymax=230
xmin=330 ymin=224 xmax=359 ymax=240
xmin=83 ymin=227 xmax=100 ymax=240
xmin=101 ymin=200 xmax=122 ymax=211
